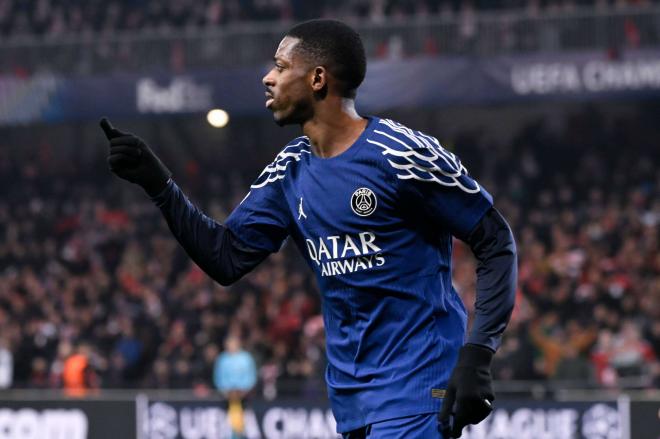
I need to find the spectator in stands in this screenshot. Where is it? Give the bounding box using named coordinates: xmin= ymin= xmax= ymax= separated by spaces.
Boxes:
xmin=609 ymin=319 xmax=655 ymax=380
xmin=62 ymin=342 xmax=99 ymax=395
xmin=142 ymin=358 xmax=173 ymax=389
xmin=491 ymin=324 xmax=539 ymax=381
xmin=529 ymin=313 xmax=598 ymax=378
xmin=214 ymin=334 xmax=257 ymax=439
xmin=647 ymin=320 xmax=660 ymax=361
xmin=591 ymin=329 xmax=619 ymax=387
xmin=0 ymin=337 xmax=12 ymax=389
xmin=554 ymin=344 xmax=595 ymax=384
xmin=114 ymin=318 xmax=144 ymax=380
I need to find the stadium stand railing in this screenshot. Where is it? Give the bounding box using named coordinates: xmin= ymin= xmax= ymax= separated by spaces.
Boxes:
xmin=1 ymin=5 xmax=659 ymax=76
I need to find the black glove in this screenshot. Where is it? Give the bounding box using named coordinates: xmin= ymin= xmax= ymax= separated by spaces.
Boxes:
xmin=100 ymin=118 xmax=172 ymax=197
xmin=438 ymin=344 xmax=495 ymax=438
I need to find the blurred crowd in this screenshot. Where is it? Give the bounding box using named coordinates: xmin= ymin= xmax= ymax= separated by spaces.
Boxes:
xmin=0 ymin=0 xmax=657 ymax=38
xmin=0 ymin=0 xmax=656 ymax=78
xmin=452 ymin=105 xmax=659 ymax=391
xmin=0 ymin=104 xmax=658 ymax=398
xmin=0 ymin=126 xmax=327 ymax=397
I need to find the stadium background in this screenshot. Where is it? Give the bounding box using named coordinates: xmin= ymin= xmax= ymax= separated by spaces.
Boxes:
xmin=0 ymin=1 xmax=659 ymax=438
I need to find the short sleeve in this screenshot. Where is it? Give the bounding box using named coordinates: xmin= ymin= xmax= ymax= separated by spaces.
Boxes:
xmin=225 ymin=177 xmax=291 ymax=254
xmin=379 ymin=126 xmax=492 ymax=240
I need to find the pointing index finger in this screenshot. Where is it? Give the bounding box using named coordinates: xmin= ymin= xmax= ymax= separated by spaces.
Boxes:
xmin=100 ymin=117 xmax=125 ymax=140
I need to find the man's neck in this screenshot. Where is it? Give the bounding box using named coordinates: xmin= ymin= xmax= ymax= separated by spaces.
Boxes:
xmin=301 ymin=99 xmax=368 ymax=159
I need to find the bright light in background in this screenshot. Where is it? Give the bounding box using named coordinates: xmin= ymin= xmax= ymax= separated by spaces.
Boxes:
xmin=207 ymin=109 xmax=229 ymax=128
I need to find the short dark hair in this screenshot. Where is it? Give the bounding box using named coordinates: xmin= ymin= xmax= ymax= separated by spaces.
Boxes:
xmin=286 ymin=19 xmax=366 ymax=99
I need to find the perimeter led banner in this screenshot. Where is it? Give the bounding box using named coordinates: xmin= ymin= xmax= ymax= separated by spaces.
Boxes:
xmin=0 ymin=396 xmax=653 ymax=439
xmin=461 ymin=399 xmax=625 ymax=439
xmin=135 ymin=397 xmax=340 ymax=439
xmin=0 ymin=399 xmax=136 ymax=439
xmin=136 ymin=397 xmax=629 ymax=439
xmin=1 ymin=49 xmax=660 ymax=125
xmin=629 ymin=400 xmax=660 ymax=439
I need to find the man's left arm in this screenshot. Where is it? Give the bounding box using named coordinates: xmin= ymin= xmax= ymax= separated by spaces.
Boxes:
xmin=439 ymin=207 xmax=517 ymax=438
xmin=466 ymin=207 xmax=517 ymax=351
xmin=387 ymin=132 xmax=517 ymax=437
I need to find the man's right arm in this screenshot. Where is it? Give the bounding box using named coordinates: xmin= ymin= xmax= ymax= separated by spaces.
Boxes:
xmin=100 ymin=118 xmax=271 ymax=286
xmin=151 ymin=179 xmax=270 ymax=286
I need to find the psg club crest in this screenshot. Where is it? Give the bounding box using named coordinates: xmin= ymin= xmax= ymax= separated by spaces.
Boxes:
xmin=351 ymin=187 xmax=377 ymax=217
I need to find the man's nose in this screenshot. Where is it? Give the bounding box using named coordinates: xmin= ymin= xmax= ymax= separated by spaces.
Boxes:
xmin=263 ymin=71 xmax=274 ymax=87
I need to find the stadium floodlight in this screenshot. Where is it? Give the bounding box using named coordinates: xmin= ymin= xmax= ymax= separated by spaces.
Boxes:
xmin=207 ymin=109 xmax=229 ymax=128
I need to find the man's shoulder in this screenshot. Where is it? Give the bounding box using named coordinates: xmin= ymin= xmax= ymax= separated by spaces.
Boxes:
xmin=274 ymin=135 xmax=312 ymax=163
xmin=282 ymin=135 xmax=312 ymax=153
xmin=366 ymin=118 xmax=478 ymax=191
xmin=250 ymin=136 xmax=311 ymax=190
xmin=368 ymin=117 xmax=441 ymax=153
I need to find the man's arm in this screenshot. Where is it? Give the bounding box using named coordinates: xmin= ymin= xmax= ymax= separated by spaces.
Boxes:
xmin=100 ymin=118 xmax=270 ymax=286
xmin=466 ymin=207 xmax=517 ymax=351
xmin=388 ymin=128 xmax=517 ymax=437
xmin=151 ymin=180 xmax=269 ymax=286
xmin=439 ymin=207 xmax=517 ymax=438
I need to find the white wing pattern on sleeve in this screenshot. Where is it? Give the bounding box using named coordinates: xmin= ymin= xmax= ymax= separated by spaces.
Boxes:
xmin=367 ymin=119 xmax=481 ymax=194
xmin=250 ymin=138 xmax=311 ymax=189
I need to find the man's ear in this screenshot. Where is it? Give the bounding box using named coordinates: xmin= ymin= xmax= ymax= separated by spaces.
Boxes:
xmin=311 ymin=66 xmax=327 ymax=92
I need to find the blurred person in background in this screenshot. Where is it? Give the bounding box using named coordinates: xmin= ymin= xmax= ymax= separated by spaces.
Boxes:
xmin=143 ymin=358 xmax=173 ymax=389
xmin=100 ymin=18 xmax=517 ymax=438
xmin=554 ymin=344 xmax=595 ymax=385
xmin=62 ymin=342 xmax=100 ymax=395
xmin=192 ymin=343 xmax=220 ymax=393
xmin=0 ymin=337 xmax=12 ymax=389
xmin=530 ymin=314 xmax=598 ymax=379
xmin=28 ymin=357 xmax=51 ymax=389
xmin=214 ymin=334 xmax=257 ymax=439
xmin=591 ymin=329 xmax=619 ymax=387
xmin=609 ymin=320 xmax=655 ymax=381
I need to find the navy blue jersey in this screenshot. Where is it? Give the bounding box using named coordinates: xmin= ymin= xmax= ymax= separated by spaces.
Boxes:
xmin=225 ymin=116 xmax=493 ymax=432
